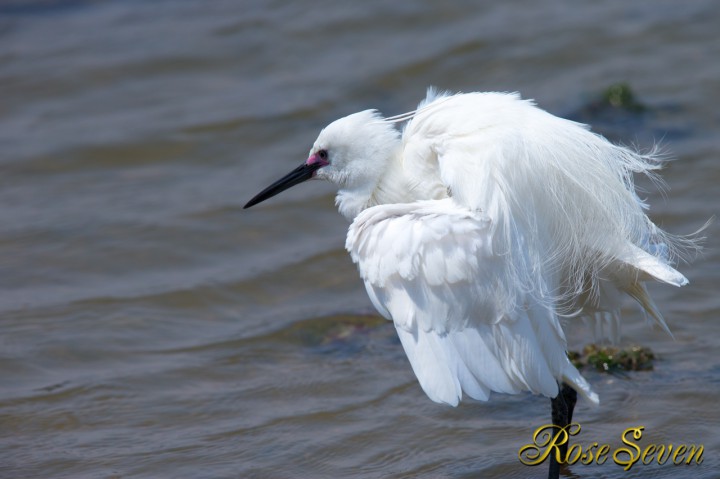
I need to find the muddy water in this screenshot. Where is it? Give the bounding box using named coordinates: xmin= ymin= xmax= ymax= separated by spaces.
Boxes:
xmin=1 ymin=1 xmax=718 ymax=477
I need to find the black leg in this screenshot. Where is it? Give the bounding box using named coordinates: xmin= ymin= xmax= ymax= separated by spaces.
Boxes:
xmin=548 ymin=383 xmax=577 ymax=479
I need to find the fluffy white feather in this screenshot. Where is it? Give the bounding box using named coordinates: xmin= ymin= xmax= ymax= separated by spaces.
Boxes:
xmin=256 ymin=89 xmax=695 ymax=406
xmin=401 ymin=91 xmax=685 ymax=313
xmin=347 ymin=199 xmax=599 ymax=406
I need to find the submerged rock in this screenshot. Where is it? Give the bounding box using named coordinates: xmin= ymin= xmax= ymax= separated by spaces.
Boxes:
xmin=569 ymin=344 xmax=656 ymax=373
xmin=567 ymin=82 xmax=649 ymax=143
xmin=599 ymin=83 xmax=647 ymax=112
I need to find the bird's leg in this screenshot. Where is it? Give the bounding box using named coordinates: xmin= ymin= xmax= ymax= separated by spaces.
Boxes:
xmin=562 ymin=384 xmax=577 ymax=425
xmin=547 ymin=383 xmax=577 ymax=479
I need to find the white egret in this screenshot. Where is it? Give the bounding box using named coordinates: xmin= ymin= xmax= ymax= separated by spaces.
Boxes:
xmin=244 ymin=90 xmax=691 ymax=478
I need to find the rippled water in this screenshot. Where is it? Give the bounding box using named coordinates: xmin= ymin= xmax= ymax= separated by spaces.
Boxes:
xmin=1 ymin=1 xmax=718 ymax=478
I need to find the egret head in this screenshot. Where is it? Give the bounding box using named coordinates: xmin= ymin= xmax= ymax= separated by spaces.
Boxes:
xmin=243 ymin=110 xmax=400 ymax=210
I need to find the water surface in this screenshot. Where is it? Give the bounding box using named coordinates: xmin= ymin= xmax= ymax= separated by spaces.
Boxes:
xmin=1 ymin=1 xmax=718 ymax=477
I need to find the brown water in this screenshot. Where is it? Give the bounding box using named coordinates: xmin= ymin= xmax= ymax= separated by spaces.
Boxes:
xmin=1 ymin=1 xmax=719 ymax=478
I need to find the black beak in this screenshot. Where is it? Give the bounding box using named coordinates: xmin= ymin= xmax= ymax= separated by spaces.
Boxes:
xmin=244 ymin=162 xmax=322 ymax=209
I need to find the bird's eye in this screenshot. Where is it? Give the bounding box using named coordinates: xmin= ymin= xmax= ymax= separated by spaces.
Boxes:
xmin=318 ymin=149 xmax=328 ymax=160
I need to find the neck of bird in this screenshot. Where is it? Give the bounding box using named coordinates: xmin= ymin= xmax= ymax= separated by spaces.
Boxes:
xmin=334 ymin=150 xmax=407 ymax=221
xmin=335 ymin=149 xmax=448 ymax=221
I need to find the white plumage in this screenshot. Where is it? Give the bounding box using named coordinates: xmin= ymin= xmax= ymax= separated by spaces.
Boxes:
xmin=346 ymin=199 xmax=596 ymax=406
xmin=245 ymin=89 xmax=691 ymax=408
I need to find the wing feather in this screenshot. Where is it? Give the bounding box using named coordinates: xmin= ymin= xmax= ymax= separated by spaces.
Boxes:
xmin=346 ymin=199 xmax=598 ymax=406
xmin=399 ymin=90 xmax=692 ymax=344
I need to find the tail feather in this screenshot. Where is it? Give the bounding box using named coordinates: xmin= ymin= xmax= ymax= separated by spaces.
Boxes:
xmin=607 ymin=242 xmax=687 ymax=337
xmin=615 ymin=243 xmax=688 ymax=287
xmin=621 ymin=282 xmax=673 ymax=337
